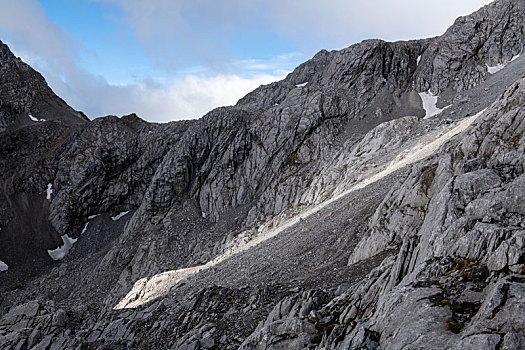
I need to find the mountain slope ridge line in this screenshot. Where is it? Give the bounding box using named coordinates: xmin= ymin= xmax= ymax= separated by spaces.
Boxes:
xmin=114 ymin=108 xmax=487 ymax=309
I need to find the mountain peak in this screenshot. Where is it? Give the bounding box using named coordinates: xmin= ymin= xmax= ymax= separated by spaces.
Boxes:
xmin=0 ymin=40 xmax=88 ymax=132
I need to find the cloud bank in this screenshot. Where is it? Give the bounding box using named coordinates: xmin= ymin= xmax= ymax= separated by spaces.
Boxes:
xmin=0 ymin=0 xmax=286 ymax=121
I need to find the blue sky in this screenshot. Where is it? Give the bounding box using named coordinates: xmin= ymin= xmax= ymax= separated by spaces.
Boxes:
xmin=36 ymin=0 xmax=300 ymax=85
xmin=0 ymin=0 xmax=492 ymax=122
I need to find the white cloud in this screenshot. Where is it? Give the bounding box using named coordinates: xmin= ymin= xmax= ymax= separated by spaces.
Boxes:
xmin=97 ymin=0 xmax=494 ymax=54
xmin=0 ymin=0 xmax=84 ymax=75
xmin=88 ymin=73 xmax=284 ymax=121
xmin=0 ymin=0 xmax=285 ymax=122
xmin=267 ymin=0 xmax=494 ymax=45
xmin=41 ymin=68 xmax=284 ymax=122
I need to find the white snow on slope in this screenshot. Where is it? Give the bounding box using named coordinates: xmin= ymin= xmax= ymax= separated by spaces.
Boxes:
xmin=47 ymin=234 xmax=77 ymax=261
xmin=111 ymin=211 xmax=129 ymax=221
xmin=0 ymin=260 xmax=8 ymax=271
xmin=487 ymin=55 xmax=521 ymax=74
xmin=417 ymin=55 xmax=421 ymax=65
xmin=419 ymin=90 xmax=450 ymax=119
xmin=81 ymin=223 xmax=89 ymax=234
xmin=114 ymin=266 xmax=202 ymax=309
xmin=296 ymin=82 xmax=308 ymax=87
xmin=487 ymin=63 xmax=505 ymax=74
xmin=115 ymin=109 xmax=487 ymax=310
xmin=46 ymin=183 xmax=53 ymax=200
xmin=28 ymin=114 xmax=45 ymax=122
xmin=88 ymin=214 xmax=100 ymax=220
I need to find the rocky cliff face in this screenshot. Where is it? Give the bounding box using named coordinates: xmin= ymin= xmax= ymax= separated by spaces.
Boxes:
xmin=0 ymin=40 xmax=88 ymax=132
xmin=0 ymin=0 xmax=525 ymax=349
xmin=241 ymin=76 xmax=525 ymax=350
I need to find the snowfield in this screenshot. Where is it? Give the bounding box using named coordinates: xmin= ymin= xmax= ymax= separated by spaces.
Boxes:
xmin=46 ymin=183 xmax=53 ymax=200
xmin=47 ymin=235 xmax=78 ymax=261
xmin=28 ymin=114 xmax=45 ymax=122
xmin=419 ymin=90 xmax=450 ymax=119
xmin=487 ymin=63 xmax=505 ymax=74
xmin=487 ymin=54 xmax=521 ymax=74
xmin=111 ymin=211 xmax=129 ymax=221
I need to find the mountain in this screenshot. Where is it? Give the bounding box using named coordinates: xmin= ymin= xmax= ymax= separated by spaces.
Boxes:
xmin=0 ymin=40 xmax=88 ymax=131
xmin=0 ymin=0 xmax=525 ymax=349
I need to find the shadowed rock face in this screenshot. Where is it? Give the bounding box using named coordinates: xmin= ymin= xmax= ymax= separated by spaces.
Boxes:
xmin=0 ymin=39 xmax=90 ymax=277
xmin=0 ymin=40 xmax=88 ymax=132
xmin=0 ymin=0 xmax=525 ymax=349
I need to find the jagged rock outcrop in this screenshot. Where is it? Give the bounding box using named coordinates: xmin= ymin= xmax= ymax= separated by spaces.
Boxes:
xmin=415 ymin=0 xmax=525 ymax=94
xmin=241 ymin=75 xmax=525 ymax=350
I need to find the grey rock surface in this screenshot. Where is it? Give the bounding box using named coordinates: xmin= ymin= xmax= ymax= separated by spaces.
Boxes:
xmin=1 ymin=0 xmax=525 ymax=349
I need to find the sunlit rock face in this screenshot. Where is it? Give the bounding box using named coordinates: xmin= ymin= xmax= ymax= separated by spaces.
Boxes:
xmin=1 ymin=1 xmax=525 ymax=349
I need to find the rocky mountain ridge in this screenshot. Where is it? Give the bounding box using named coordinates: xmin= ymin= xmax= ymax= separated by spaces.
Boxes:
xmin=0 ymin=0 xmax=525 ymax=349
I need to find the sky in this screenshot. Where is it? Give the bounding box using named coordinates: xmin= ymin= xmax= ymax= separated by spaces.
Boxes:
xmin=0 ymin=0 xmax=493 ymax=123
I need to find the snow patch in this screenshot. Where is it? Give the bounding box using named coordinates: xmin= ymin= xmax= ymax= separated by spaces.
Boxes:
xmin=81 ymin=222 xmax=89 ymax=234
xmin=416 ymin=55 xmax=421 ymax=65
xmin=419 ymin=91 xmax=450 ymax=119
xmin=487 ymin=55 xmax=521 ymax=73
xmin=487 ymin=63 xmax=505 ymax=74
xmin=111 ymin=211 xmax=129 ymax=221
xmin=296 ymin=82 xmax=308 ymax=88
xmin=47 ymin=235 xmax=77 ymax=261
xmin=46 ymin=183 xmax=53 ymax=200
xmin=88 ymin=214 xmax=100 ymax=220
xmin=114 ymin=266 xmax=202 ymax=309
xmin=28 ymin=114 xmax=45 ymax=122
xmin=0 ymin=260 xmax=8 ymax=271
